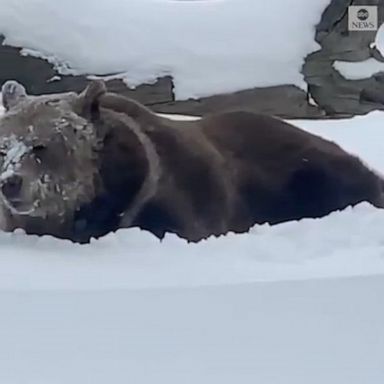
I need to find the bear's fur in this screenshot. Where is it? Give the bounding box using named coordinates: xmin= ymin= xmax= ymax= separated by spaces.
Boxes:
xmin=0 ymin=80 xmax=383 ymax=242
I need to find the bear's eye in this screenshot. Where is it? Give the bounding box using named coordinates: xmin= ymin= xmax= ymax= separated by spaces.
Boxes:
xmin=32 ymin=144 xmax=46 ymax=154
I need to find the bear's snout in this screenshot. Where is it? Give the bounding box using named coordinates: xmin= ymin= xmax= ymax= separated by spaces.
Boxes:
xmin=1 ymin=174 xmax=23 ymax=202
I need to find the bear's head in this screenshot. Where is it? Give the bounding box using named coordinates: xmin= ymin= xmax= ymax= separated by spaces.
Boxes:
xmin=0 ymin=80 xmax=107 ymax=238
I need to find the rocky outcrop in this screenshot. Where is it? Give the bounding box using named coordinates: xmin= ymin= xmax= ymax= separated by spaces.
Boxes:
xmin=0 ymin=35 xmax=324 ymax=118
xmin=0 ymin=36 xmax=174 ymax=105
xmin=1 ymin=1 xmax=384 ymax=118
xmin=303 ymin=0 xmax=384 ymax=116
xmin=152 ymin=85 xmax=325 ymax=119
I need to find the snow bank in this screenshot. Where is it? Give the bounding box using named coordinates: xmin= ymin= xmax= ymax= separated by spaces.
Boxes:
xmin=1 ymin=202 xmax=384 ymax=291
xmin=0 ymin=0 xmax=329 ymax=99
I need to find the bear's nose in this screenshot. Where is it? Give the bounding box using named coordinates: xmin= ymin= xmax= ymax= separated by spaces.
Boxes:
xmin=1 ymin=175 xmax=23 ymax=200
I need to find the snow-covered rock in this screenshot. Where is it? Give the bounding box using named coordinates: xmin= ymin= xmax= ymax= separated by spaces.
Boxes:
xmin=0 ymin=0 xmax=329 ymax=99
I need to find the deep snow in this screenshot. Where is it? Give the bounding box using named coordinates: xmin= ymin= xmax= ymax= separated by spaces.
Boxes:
xmin=0 ymin=0 xmax=329 ymax=99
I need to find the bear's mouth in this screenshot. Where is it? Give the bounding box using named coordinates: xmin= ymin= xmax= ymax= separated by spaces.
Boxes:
xmin=0 ymin=194 xmax=36 ymax=216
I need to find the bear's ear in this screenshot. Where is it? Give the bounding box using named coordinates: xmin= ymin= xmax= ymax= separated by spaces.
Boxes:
xmin=1 ymin=80 xmax=27 ymax=111
xmin=78 ymin=80 xmax=107 ymax=120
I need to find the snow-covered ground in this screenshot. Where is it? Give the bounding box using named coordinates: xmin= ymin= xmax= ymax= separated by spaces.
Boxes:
xmin=1 ymin=276 xmax=383 ymax=384
xmin=0 ymin=0 xmax=329 ymax=99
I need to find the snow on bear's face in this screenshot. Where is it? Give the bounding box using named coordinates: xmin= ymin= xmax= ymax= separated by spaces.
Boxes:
xmin=0 ymin=81 xmax=103 ymax=226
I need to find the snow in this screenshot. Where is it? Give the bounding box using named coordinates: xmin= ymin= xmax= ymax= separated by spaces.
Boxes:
xmin=0 ymin=0 xmax=329 ymax=99
xmin=375 ymin=21 xmax=384 ymax=57
xmin=1 ymin=201 xmax=384 ymax=292
xmin=0 ymin=97 xmax=30 ymax=183
xmin=1 ymin=276 xmax=383 ymax=384
xmin=0 ymin=135 xmax=29 ymax=180
xmin=333 ymin=57 xmax=384 ymax=80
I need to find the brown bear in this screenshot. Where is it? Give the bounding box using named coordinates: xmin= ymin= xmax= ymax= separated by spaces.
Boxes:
xmin=0 ymin=79 xmax=383 ymax=243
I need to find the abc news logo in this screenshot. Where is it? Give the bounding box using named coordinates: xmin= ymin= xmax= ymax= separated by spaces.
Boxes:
xmin=348 ymin=6 xmax=378 ymax=31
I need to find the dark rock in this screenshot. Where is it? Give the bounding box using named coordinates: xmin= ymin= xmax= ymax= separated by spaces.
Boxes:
xmin=303 ymin=0 xmax=384 ymax=116
xmin=3 ymin=0 xmax=384 ymax=120
xmin=151 ymin=85 xmax=326 ymax=119
xmin=0 ymin=35 xmax=326 ymax=119
xmin=105 ymin=77 xmax=173 ymax=105
xmin=0 ymin=35 xmax=174 ymax=106
xmin=360 ymin=82 xmax=384 ymax=104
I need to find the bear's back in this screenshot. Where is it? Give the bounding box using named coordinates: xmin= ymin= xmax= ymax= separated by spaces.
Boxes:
xmin=198 ymin=111 xmax=384 ymax=225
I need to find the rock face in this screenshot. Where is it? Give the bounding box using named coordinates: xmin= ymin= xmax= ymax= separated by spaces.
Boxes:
xmin=1 ymin=1 xmax=384 ymax=118
xmin=0 ymin=35 xmax=323 ymax=118
xmin=152 ymin=85 xmax=325 ymax=119
xmin=304 ymin=0 xmax=384 ymax=117
xmin=0 ymin=36 xmax=174 ymax=106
